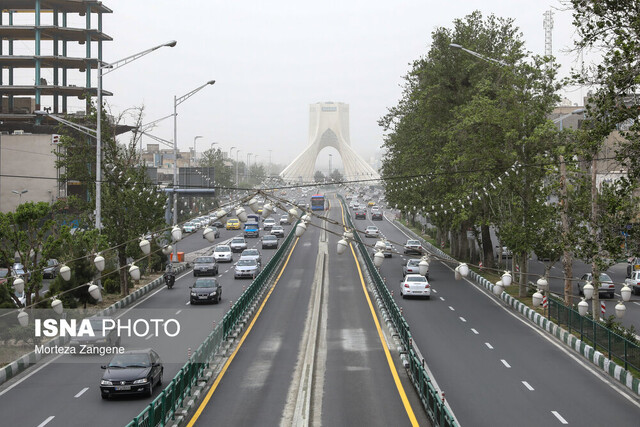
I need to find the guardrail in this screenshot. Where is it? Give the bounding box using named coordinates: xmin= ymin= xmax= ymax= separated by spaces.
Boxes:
xmin=339 ymin=195 xmax=457 ymax=427
xmin=127 ymin=221 xmax=299 ymax=427
xmin=548 ymin=294 xmax=640 ymax=373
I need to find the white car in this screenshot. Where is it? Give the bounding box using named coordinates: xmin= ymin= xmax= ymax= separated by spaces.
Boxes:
xmin=263 ymin=218 xmax=276 ymax=230
xmin=625 ymin=271 xmax=640 ymax=295
xmin=182 ymin=222 xmax=196 ymax=233
xmin=364 ymin=226 xmax=379 ymax=238
xmin=280 ymin=214 xmax=291 ymax=225
xmin=213 ymin=245 xmax=233 ymax=262
xmin=400 ymin=274 xmax=431 ymax=299
xmin=230 ymin=237 xmax=248 ymax=253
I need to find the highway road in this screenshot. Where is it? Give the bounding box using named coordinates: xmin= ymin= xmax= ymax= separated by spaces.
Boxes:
xmin=0 ymin=222 xmax=292 ymax=427
xmin=187 ymin=195 xmax=428 ymax=426
xmin=363 ymin=204 xmax=640 ymax=426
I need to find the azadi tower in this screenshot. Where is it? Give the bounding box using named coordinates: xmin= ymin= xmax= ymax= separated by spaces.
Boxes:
xmin=280 ymin=102 xmax=380 ymax=182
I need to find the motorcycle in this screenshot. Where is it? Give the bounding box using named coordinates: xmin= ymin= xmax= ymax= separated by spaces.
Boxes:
xmin=164 ymin=271 xmax=176 ymax=289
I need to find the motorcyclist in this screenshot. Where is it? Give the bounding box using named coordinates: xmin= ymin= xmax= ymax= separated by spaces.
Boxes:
xmin=164 ymin=263 xmax=176 ymax=288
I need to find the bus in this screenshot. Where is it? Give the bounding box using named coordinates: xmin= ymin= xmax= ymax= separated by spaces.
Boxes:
xmin=310 ymin=194 xmax=325 ymax=211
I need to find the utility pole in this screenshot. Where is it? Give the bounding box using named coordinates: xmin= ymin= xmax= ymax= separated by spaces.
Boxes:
xmin=559 ymin=155 xmax=573 ymax=304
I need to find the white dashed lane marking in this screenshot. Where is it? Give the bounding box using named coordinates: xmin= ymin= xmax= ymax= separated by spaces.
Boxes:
xmin=448 ymin=306 xmax=455 ymax=311
xmin=37 ymin=416 xmax=55 ymax=427
xmin=485 ymin=343 xmax=493 ymax=350
xmin=459 ymin=317 xmax=466 ymax=322
xmin=439 ymin=297 xmax=445 ymax=301
xmin=501 ymin=359 xmax=511 ymax=368
xmin=471 ymin=328 xmax=479 ymax=335
xmin=522 ymin=381 xmax=534 ymax=391
xmin=551 ymin=411 xmax=568 ymax=424
xmin=74 ymin=387 xmax=89 ymax=398
xmin=175 ymin=309 xmax=182 ymax=315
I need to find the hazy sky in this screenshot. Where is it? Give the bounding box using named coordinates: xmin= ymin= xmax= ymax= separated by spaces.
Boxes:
xmin=32 ymin=1 xmax=587 ymax=171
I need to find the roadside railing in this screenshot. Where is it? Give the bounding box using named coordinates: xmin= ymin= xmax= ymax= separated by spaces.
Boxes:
xmin=127 ymin=222 xmax=299 ymax=427
xmin=339 ymin=195 xmax=457 ymax=427
xmin=548 ymin=294 xmax=640 ymax=373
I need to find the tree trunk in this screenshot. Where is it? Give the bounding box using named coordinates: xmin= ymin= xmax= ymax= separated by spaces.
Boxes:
xmin=559 ymin=155 xmax=574 ymax=305
xmin=519 ymin=252 xmax=528 ymax=298
xmin=119 ymin=251 xmax=130 ymax=296
xmin=481 ymin=224 xmax=495 ymax=269
xmin=459 ymin=222 xmax=470 ymax=261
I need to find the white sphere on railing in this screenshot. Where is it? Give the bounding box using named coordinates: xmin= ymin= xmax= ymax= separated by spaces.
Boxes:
xmin=373 ymin=251 xmax=384 ymax=267
xmin=337 ymin=239 xmax=348 ymax=255
xmin=236 ymin=207 xmax=248 ymax=223
xmin=493 ymin=280 xmax=504 ymax=296
xmin=171 ymin=226 xmax=182 ymax=242
xmin=532 ymin=290 xmax=543 ymax=307
xmin=578 ymin=298 xmax=588 ymax=316
xmin=375 ymin=240 xmax=386 ymax=251
xmin=203 ymin=227 xmax=216 ymax=243
xmin=51 ymin=298 xmax=63 ymax=315
xmin=60 ymin=264 xmax=71 ymax=281
xmin=13 ymin=277 xmax=25 ymax=294
xmin=501 ymin=271 xmax=512 ymax=287
xmin=536 ymin=277 xmax=549 ymax=292
xmin=615 ymin=301 xmax=626 ymax=319
xmin=17 ymin=310 xmax=28 ymax=327
xmin=248 ymin=198 xmax=259 ymax=213
xmin=129 ymin=264 xmax=141 ymax=281
xmin=454 ymin=266 xmax=461 ymax=280
xmin=295 ymin=222 xmax=307 ymax=237
xmin=215 ymin=209 xmax=227 ymax=221
xmin=263 ymin=203 xmax=273 ymax=218
xmin=288 ymin=207 xmax=299 ymax=220
xmin=139 ymin=239 xmax=151 ymax=255
xmin=458 ymin=263 xmax=469 ymax=277
xmin=343 ymin=230 xmax=354 ymax=241
xmin=583 ymin=282 xmax=594 ymax=300
xmin=621 ymin=284 xmax=632 ymax=302
xmin=88 ymin=283 xmax=102 ymax=300
xmin=162 ymin=245 xmax=173 ymax=255
xmin=419 ymin=258 xmax=429 ymax=276
xmin=94 ymin=255 xmax=105 ymax=272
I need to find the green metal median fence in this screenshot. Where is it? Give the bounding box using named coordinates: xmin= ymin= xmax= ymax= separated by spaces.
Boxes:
xmin=339 ymin=195 xmax=457 ymax=427
xmin=127 ymin=222 xmax=299 ymax=427
xmin=548 ymin=295 xmax=640 ymax=373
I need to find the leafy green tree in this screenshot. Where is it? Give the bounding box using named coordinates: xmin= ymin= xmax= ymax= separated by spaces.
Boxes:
xmin=330 ymin=169 xmax=344 ymax=182
xmin=314 ymin=171 xmax=325 ymax=182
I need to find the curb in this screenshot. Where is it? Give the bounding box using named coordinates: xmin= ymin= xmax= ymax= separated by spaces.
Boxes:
xmin=0 ymin=263 xmax=187 ymax=387
xmin=393 ymin=220 xmax=640 ymax=397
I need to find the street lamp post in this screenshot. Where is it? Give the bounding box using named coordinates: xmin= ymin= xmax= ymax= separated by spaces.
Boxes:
xmin=192 ymin=136 xmax=203 ymax=166
xmin=11 ymin=189 xmax=27 ymax=204
xmin=96 ymin=40 xmax=177 ymax=230
xmin=172 ymin=80 xmax=216 ymax=262
xmin=246 ymin=153 xmax=252 ymax=180
xmin=235 ymin=149 xmax=241 ymax=187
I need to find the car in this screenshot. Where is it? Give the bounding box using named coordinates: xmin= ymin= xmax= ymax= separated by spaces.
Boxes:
xmin=192 ymin=256 xmax=218 ymax=276
xmin=625 ymin=271 xmax=640 ymax=295
xmin=42 ymin=258 xmax=60 ymax=279
xmin=226 ymin=219 xmax=241 ymax=230
xmin=271 ymin=225 xmax=285 ymax=238
xmin=230 ymin=237 xmax=248 ymax=253
xmin=403 ymin=240 xmax=422 ymax=255
xmin=371 ymin=209 xmax=383 ymax=221
xmin=240 ymin=248 xmax=262 ymax=265
xmin=202 ymin=226 xmax=220 ymax=239
xmin=497 ymin=246 xmax=513 ymax=259
xmin=372 ymin=241 xmax=393 ymax=258
xmin=182 ymin=222 xmax=197 ymax=233
xmin=244 ymin=221 xmax=260 ymax=238
xmin=367 ymin=201 xmax=375 ymax=207
xmin=262 ymin=235 xmax=279 ymax=249
xmin=213 ymin=245 xmax=233 ymax=262
xmin=280 ymin=214 xmax=291 ymax=225
xmin=69 ymin=316 xmax=121 ymax=349
xmin=577 ymin=273 xmax=615 ymax=299
xmin=403 ymin=258 xmax=427 ymax=277
xmin=247 ymin=214 xmax=260 ymax=224
xmin=11 ymin=262 xmax=30 ymax=280
xmin=364 ymin=226 xmax=379 ymax=238
xmin=354 ymin=210 xmax=366 ymax=219
xmin=190 ymin=277 xmax=222 ymax=304
xmin=0 ymin=267 xmax=8 ymax=285
xmin=400 ymin=274 xmax=431 ymax=299
xmin=212 ymin=221 xmax=224 ymax=229
xmin=263 ymin=218 xmax=276 ymax=230
xmin=234 ymin=258 xmax=261 ymax=279
xmin=100 ymin=349 xmax=163 ymax=399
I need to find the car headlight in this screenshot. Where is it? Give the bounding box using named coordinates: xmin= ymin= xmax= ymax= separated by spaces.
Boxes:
xmin=209 ymin=291 xmax=217 ymax=296
xmin=101 ymin=380 xmax=113 ymax=386
xmin=191 ymin=291 xmax=197 ymax=296
xmin=133 ymin=378 xmax=148 ymax=384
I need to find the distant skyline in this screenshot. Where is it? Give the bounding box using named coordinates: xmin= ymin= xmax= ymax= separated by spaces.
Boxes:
xmin=7 ymin=1 xmax=588 ymax=171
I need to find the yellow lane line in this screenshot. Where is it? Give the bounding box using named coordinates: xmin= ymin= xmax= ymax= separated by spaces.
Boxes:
xmin=187 ymin=237 xmax=301 ymax=426
xmin=339 ymin=197 xmax=420 ymax=427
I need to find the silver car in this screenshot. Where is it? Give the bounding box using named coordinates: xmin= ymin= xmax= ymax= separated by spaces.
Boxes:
xmin=213 ymin=245 xmax=233 ymax=262
xmin=403 ymin=258 xmax=427 ymax=278
xmin=240 ymin=248 xmax=262 ymax=265
xmin=271 ymin=225 xmax=285 ymax=237
xmin=234 ymin=259 xmax=261 ymax=279
xmin=230 ymin=237 xmax=248 ymax=253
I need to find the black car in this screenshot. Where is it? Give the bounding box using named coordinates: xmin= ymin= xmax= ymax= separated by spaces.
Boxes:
xmin=371 ymin=211 xmax=383 ymax=221
xmin=100 ymin=349 xmax=163 ymax=399
xmin=354 ymin=210 xmax=366 ymax=219
xmin=190 ymin=277 xmax=222 ymax=304
xmin=43 ymin=259 xmax=60 ymax=279
xmin=193 ymin=256 xmax=218 ymax=276
xmin=211 ymin=221 xmax=224 ymax=229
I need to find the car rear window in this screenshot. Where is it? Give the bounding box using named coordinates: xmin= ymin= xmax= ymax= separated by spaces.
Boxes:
xmin=407 ymin=276 xmax=426 ymax=282
xmin=194 ymin=278 xmax=217 ymax=288
xmin=195 ymin=257 xmax=214 ymax=263
xmin=215 ymin=245 xmax=230 ymax=252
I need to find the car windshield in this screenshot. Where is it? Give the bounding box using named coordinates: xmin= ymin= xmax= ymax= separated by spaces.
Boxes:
xmin=273 ymin=226 xmax=283 ymax=230
xmin=599 ymin=273 xmax=613 ymax=282
xmin=407 ymin=276 xmax=427 ymax=282
xmin=264 ymin=236 xmax=276 ymax=240
xmin=243 ymin=250 xmax=258 ymax=256
xmin=215 ymin=246 xmax=230 ymax=252
xmin=407 ymin=240 xmax=420 ymax=245
xmin=195 ymin=257 xmax=214 ymax=263
xmin=231 ymin=238 xmax=244 ymax=243
xmin=237 ymin=259 xmax=257 ymax=267
xmin=108 ymin=353 xmax=151 ymax=368
xmin=367 ymin=227 xmax=377 ymax=231
xmin=265 ymin=219 xmax=275 ymax=224
xmin=408 ymin=259 xmax=420 ymax=266
xmin=47 ymin=259 xmax=58 ymax=267
xmin=194 ymin=278 xmax=217 ymax=288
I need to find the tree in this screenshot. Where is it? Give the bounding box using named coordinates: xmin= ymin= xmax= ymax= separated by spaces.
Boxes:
xmin=314 ymin=171 xmax=325 ymax=182
xmin=55 ymin=104 xmax=168 ymax=296
xmin=330 ymin=169 xmax=344 ymax=182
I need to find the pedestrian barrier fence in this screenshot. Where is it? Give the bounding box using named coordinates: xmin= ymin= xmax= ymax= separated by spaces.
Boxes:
xmin=126 ymin=221 xmax=299 ymax=427
xmin=339 ymin=195 xmax=457 ymax=427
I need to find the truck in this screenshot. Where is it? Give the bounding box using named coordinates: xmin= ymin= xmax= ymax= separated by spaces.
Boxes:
xmin=244 ymin=221 xmax=260 ymax=238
